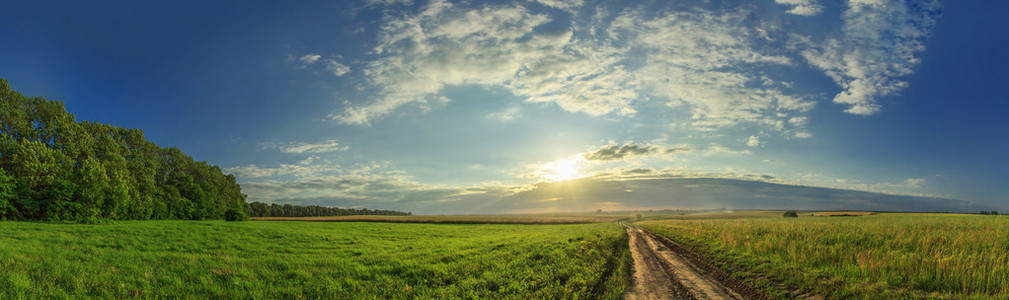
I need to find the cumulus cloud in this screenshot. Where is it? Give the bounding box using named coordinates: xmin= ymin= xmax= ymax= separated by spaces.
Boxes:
xmin=801 ymin=0 xmax=942 ymax=115
xmin=580 ymin=143 xmax=693 ymax=162
xmin=775 ymin=0 xmax=823 ymax=16
xmin=746 ymin=135 xmax=761 ymax=147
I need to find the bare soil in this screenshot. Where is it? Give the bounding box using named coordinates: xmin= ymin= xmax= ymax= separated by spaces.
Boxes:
xmin=624 ymin=224 xmax=769 ymax=300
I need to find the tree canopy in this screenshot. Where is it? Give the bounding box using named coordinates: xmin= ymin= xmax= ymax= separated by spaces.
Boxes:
xmin=0 ymin=79 xmax=247 ymax=222
xmin=247 ymin=202 xmax=411 ymax=218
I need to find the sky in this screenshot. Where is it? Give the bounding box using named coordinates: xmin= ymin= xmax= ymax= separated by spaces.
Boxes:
xmin=2 ymin=0 xmax=1007 ymax=214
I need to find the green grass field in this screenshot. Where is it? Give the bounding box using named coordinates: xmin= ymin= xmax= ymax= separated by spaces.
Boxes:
xmin=0 ymin=221 xmax=632 ymax=299
xmin=638 ymin=213 xmax=1009 ymax=299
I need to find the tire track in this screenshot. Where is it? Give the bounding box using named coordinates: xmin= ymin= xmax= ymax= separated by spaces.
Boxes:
xmin=623 ymin=224 xmax=754 ymax=300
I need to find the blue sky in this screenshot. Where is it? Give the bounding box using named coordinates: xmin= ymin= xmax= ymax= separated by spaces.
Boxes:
xmin=2 ymin=0 xmax=1007 ymax=213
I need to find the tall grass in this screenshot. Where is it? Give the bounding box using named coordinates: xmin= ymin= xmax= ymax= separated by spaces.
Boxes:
xmin=0 ymin=221 xmax=631 ymax=299
xmin=639 ymin=214 xmax=1009 ymax=299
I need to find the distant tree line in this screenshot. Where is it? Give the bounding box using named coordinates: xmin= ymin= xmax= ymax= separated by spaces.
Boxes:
xmin=0 ymin=79 xmax=247 ymax=222
xmin=979 ymin=211 xmax=1000 ymax=215
xmin=248 ymin=202 xmax=411 ymax=217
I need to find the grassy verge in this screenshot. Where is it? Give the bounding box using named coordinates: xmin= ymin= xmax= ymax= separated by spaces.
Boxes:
xmin=0 ymin=221 xmax=632 ymax=299
xmin=639 ymin=213 xmax=1009 ymax=299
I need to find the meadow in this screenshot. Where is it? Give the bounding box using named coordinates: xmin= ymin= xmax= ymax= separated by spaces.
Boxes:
xmin=252 ymin=213 xmax=631 ymax=224
xmin=638 ymin=213 xmax=1009 ymax=299
xmin=0 ymin=221 xmax=632 ymax=299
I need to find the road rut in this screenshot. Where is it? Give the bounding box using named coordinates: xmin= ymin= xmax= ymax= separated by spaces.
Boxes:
xmin=624 ymin=225 xmax=748 ymax=300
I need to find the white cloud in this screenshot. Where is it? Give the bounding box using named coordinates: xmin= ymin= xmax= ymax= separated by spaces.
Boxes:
xmin=801 ymin=0 xmax=941 ymax=115
xmin=366 ymin=0 xmax=412 ymax=6
xmin=775 ymin=0 xmax=823 ymax=16
xmin=487 ymin=106 xmax=522 ymax=121
xmin=580 ymin=143 xmax=693 ymax=162
xmin=746 ymin=135 xmax=761 ymax=147
xmin=531 ymin=0 xmax=584 ymax=12
xmin=336 ymin=2 xmax=815 ymax=134
xmin=299 ymin=54 xmax=321 ymax=65
xmin=332 ymin=0 xmax=937 ymax=138
xmin=610 ymin=8 xmax=814 ymax=132
xmin=325 ymin=59 xmax=352 ymax=77
xmin=332 ymin=0 xmax=638 ymax=125
xmin=903 ymin=178 xmax=926 ymax=188
xmin=226 ymin=156 xmax=341 ymax=179
xmin=262 ymin=140 xmax=349 ymax=154
xmin=703 ymin=145 xmax=753 ymax=156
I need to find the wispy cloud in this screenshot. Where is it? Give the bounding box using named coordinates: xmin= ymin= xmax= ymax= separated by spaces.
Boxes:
xmin=325 ymin=59 xmax=352 ymax=77
xmin=334 ymin=0 xmax=640 ymax=124
xmin=800 ymin=0 xmax=942 ymax=115
xmin=365 ymin=0 xmax=413 ymax=7
xmin=262 ymin=139 xmax=349 ymax=154
xmin=299 ymin=54 xmax=321 ymax=65
xmin=775 ymin=0 xmax=823 ymax=16
xmin=580 ymin=143 xmax=693 ymax=162
xmin=336 ymin=1 xmax=821 ymax=135
xmin=487 ymin=106 xmax=522 ymax=121
xmin=531 ymin=0 xmax=584 ymax=11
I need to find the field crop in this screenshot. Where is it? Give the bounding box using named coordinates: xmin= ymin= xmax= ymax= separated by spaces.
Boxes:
xmin=0 ymin=221 xmax=631 ymax=299
xmin=638 ymin=213 xmax=1009 ymax=299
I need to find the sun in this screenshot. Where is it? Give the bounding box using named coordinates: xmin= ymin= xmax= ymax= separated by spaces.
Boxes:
xmin=542 ymin=157 xmax=585 ymax=181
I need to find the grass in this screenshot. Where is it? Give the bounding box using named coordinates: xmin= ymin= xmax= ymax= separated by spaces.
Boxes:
xmin=638 ymin=213 xmax=1009 ymax=299
xmin=251 ymin=213 xmax=630 ymax=224
xmin=0 ymin=220 xmax=632 ymax=299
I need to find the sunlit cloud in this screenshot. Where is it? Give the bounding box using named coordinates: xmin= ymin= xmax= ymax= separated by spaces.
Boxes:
xmin=580 ymin=143 xmax=693 ymax=162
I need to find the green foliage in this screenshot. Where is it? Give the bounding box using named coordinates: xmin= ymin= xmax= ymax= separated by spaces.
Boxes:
xmin=0 ymin=79 xmax=247 ymax=221
xmin=640 ymin=214 xmax=1009 ymax=298
xmin=0 ymin=221 xmax=632 ymax=299
xmin=783 ymin=210 xmax=798 ymax=218
xmin=0 ymin=169 xmax=13 ymax=219
xmin=223 ymin=208 xmax=248 ymax=221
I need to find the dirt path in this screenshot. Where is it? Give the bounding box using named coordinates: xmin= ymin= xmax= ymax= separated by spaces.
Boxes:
xmin=624 ymin=224 xmax=751 ymax=300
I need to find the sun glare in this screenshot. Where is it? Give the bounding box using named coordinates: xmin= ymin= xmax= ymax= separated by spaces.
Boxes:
xmin=542 ymin=157 xmax=585 ymax=181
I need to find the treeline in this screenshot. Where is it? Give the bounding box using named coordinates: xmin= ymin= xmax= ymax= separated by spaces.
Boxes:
xmin=0 ymin=79 xmax=247 ymax=222
xmin=248 ymin=202 xmax=411 ymax=217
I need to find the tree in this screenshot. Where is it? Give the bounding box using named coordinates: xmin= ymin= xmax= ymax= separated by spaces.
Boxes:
xmin=224 ymin=208 xmax=248 ymax=221
xmin=0 ymin=169 xmax=14 ymax=219
xmin=0 ymin=79 xmax=249 ymax=222
xmin=783 ymin=210 xmax=799 ymax=218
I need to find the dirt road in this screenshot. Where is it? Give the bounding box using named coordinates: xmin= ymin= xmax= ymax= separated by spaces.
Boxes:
xmin=624 ymin=224 xmax=756 ymax=300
